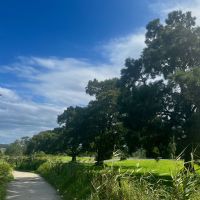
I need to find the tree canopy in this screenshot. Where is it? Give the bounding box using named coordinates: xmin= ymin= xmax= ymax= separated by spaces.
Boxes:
xmin=16 ymin=10 xmax=200 ymax=168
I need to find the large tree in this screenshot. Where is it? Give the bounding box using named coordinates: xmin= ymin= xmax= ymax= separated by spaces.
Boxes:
xmin=172 ymin=68 xmax=200 ymax=165
xmin=119 ymin=10 xmax=200 ymax=165
xmin=85 ymin=78 xmax=124 ymax=164
xmin=119 ymin=60 xmax=170 ymax=157
xmin=57 ymin=106 xmax=87 ymax=162
xmin=26 ymin=131 xmax=61 ymax=154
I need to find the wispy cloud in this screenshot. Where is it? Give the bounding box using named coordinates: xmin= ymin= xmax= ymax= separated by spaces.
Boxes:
xmin=150 ymin=0 xmax=200 ymax=25
xmin=6 ymin=57 xmax=117 ymax=106
xmin=103 ymin=29 xmax=146 ymax=66
xmin=0 ymin=87 xmax=61 ymax=143
xmin=0 ymin=31 xmax=145 ymax=143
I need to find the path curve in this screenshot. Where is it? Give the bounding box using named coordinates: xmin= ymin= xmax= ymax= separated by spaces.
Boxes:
xmin=6 ymin=171 xmax=61 ymax=200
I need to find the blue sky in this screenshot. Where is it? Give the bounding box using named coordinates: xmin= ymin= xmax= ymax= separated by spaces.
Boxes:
xmin=0 ymin=0 xmax=154 ymax=64
xmin=0 ymin=0 xmax=199 ymax=143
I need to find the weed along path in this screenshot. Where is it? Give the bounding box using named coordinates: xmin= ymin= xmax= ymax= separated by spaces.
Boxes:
xmin=6 ymin=171 xmax=61 ymax=200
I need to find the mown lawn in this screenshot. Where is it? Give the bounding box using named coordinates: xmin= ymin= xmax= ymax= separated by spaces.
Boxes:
xmin=59 ymin=156 xmax=95 ymax=163
xmin=106 ymin=159 xmax=184 ymax=175
xmin=48 ymin=156 xmax=192 ymax=176
xmin=53 ymin=156 xmax=185 ymax=175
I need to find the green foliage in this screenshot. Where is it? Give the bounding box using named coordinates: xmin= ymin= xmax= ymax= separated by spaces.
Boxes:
xmin=0 ymin=161 xmax=13 ymax=200
xmin=172 ymin=68 xmax=200 ymax=151
xmin=89 ymin=168 xmax=200 ymax=200
xmin=85 ymin=78 xmax=125 ymax=164
xmin=89 ymin=169 xmax=171 ymax=200
xmin=57 ymin=106 xmax=87 ymax=161
xmin=26 ymin=131 xmax=62 ymax=155
xmin=119 ymin=10 xmax=200 ymax=163
xmin=171 ymin=170 xmax=200 ymax=200
xmin=28 ymin=157 xmax=174 ymax=200
xmin=7 ymin=155 xmax=48 ymax=171
xmin=15 ymin=155 xmax=200 ymax=200
xmin=172 ymin=68 xmax=200 ymax=107
xmin=5 ymin=137 xmax=29 ymax=156
xmin=37 ymin=161 xmax=93 ymax=200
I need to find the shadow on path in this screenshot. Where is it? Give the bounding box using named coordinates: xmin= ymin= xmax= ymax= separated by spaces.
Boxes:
xmin=6 ymin=171 xmax=61 ymax=200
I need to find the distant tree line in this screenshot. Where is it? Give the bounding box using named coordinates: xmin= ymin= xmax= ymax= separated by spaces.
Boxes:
xmin=6 ymin=11 xmax=200 ymax=167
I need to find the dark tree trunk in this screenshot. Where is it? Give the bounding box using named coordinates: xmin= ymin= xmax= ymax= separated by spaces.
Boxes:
xmin=95 ymin=148 xmax=104 ymax=166
xmin=71 ymin=154 xmax=77 ymax=162
xmin=95 ymin=152 xmax=103 ymax=165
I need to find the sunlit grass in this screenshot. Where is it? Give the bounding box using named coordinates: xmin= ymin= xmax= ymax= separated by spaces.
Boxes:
xmin=47 ymin=156 xmax=185 ymax=175
xmin=106 ymin=159 xmax=184 ymax=175
xmin=58 ymin=156 xmax=95 ymax=163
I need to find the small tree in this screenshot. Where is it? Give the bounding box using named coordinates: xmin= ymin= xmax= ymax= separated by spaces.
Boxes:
xmin=5 ymin=139 xmax=26 ymax=156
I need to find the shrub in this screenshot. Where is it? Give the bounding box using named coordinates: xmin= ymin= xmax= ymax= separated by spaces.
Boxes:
xmin=7 ymin=155 xmax=48 ymax=171
xmin=0 ymin=161 xmax=13 ymax=200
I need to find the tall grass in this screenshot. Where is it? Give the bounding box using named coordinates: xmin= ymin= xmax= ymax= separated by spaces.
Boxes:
xmin=90 ymin=170 xmax=171 ymax=200
xmin=37 ymin=160 xmax=200 ymax=200
xmin=171 ymin=169 xmax=200 ymax=200
xmin=90 ymin=168 xmax=200 ymax=200
xmin=37 ymin=161 xmax=93 ymax=199
xmin=12 ymin=156 xmax=200 ymax=200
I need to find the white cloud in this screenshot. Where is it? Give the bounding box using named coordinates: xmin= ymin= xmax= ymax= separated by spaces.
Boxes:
xmin=150 ymin=0 xmax=200 ymax=25
xmin=0 ymin=87 xmax=20 ymax=102
xmin=4 ymin=31 xmax=146 ymax=107
xmin=103 ymin=30 xmax=146 ymax=66
xmin=0 ymin=87 xmax=61 ymax=143
xmin=0 ymin=28 xmax=147 ymax=143
xmin=10 ymin=57 xmax=119 ymax=106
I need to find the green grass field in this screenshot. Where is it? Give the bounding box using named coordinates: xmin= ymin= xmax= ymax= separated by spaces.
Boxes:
xmin=26 ymin=155 xmax=186 ymax=175
xmin=56 ymin=156 xmax=185 ymax=176
xmin=106 ymin=159 xmax=184 ymax=175
xmin=58 ymin=156 xmax=95 ymax=163
xmin=14 ymin=154 xmax=199 ymax=176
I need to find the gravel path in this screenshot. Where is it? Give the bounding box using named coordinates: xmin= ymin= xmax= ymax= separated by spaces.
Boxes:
xmin=6 ymin=171 xmax=61 ymax=200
